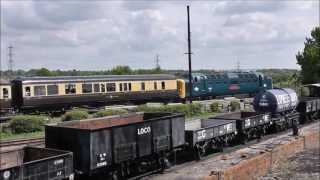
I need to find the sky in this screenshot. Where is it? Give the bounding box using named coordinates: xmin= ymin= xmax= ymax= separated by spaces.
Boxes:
xmin=0 ymin=0 xmax=319 ymax=71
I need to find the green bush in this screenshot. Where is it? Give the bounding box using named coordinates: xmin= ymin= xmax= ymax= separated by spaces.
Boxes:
xmin=94 ymin=109 xmax=128 ymax=118
xmin=134 ymin=103 xmax=203 ymax=117
xmin=230 ymin=101 xmax=240 ymax=111
xmin=62 ymin=110 xmax=89 ymax=121
xmin=210 ymin=102 xmax=221 ymax=112
xmin=9 ymin=115 xmax=46 ymax=134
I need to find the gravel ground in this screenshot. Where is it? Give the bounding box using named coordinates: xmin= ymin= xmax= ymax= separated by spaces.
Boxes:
xmin=260 ymin=147 xmax=320 ymax=180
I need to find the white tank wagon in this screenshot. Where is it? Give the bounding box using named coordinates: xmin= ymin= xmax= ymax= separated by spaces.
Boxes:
xmin=253 ymin=88 xmax=298 ymax=114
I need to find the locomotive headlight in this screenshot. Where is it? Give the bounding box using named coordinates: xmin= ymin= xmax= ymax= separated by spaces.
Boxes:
xmin=234 ymin=131 xmax=238 ymax=135
xmin=3 ymin=171 xmax=10 ymax=179
xmin=69 ymin=174 xmax=74 ymax=180
xmin=270 ymin=121 xmax=273 ymax=125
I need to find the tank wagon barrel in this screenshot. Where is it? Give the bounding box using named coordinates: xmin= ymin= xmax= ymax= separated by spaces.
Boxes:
xmin=253 ymin=88 xmax=298 ymax=114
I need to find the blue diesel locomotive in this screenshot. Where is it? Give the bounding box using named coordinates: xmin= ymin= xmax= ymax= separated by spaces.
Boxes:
xmin=177 ymin=71 xmax=272 ymax=99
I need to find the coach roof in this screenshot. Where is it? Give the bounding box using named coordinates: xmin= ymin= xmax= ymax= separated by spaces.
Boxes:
xmin=14 ymin=74 xmax=176 ymax=84
xmin=0 ymin=79 xmax=11 ymax=85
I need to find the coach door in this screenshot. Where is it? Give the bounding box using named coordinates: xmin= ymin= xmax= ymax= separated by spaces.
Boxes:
xmin=136 ymin=122 xmax=152 ymax=157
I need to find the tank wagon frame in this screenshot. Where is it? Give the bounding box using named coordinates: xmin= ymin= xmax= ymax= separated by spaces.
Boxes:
xmin=45 ymin=112 xmax=185 ymax=179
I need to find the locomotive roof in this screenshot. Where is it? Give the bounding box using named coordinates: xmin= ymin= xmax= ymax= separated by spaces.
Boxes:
xmin=14 ymin=74 xmax=176 ymax=84
xmin=182 ymin=71 xmax=259 ymax=82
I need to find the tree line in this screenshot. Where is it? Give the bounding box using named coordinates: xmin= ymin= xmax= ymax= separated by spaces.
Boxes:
xmin=1 ymin=27 xmax=318 ymax=87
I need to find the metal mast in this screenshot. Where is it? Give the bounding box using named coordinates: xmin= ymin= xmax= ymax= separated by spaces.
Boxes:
xmin=187 ymin=6 xmax=193 ymax=103
xmin=8 ymin=46 xmax=14 ymax=78
xmin=156 ymin=54 xmax=160 ymax=69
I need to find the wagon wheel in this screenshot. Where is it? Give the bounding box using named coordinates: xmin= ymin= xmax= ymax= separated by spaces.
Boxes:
xmin=194 ymin=146 xmax=206 ymax=160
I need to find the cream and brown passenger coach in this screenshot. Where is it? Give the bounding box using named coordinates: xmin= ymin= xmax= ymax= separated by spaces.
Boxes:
xmin=0 ymin=79 xmax=12 ymax=113
xmin=11 ymin=75 xmax=179 ymax=111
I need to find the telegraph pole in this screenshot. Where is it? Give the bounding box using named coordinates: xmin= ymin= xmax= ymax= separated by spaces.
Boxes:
xmin=155 ymin=54 xmax=160 ymax=69
xmin=187 ymin=5 xmax=193 ymax=103
xmin=8 ymin=46 xmax=14 ymax=78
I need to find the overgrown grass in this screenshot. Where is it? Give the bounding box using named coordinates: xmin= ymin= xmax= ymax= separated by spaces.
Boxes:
xmin=9 ymin=115 xmax=47 ymax=134
xmin=61 ymin=109 xmax=89 ymax=121
xmin=0 ymin=131 xmax=44 ymax=141
xmin=134 ymin=103 xmax=204 ymax=117
xmin=94 ymin=109 xmax=128 ymax=118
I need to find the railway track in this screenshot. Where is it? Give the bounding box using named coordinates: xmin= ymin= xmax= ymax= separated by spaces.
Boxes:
xmin=142 ymin=120 xmax=319 ymax=180
xmin=0 ymin=137 xmax=44 ymax=149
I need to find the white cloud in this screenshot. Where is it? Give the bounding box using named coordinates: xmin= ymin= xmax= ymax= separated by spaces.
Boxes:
xmin=0 ymin=0 xmax=319 ymax=71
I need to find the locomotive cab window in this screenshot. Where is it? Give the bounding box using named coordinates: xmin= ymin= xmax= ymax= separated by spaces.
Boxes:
xmin=47 ymin=85 xmax=58 ymax=95
xmin=141 ymin=82 xmax=145 ymax=91
xmin=34 ymin=86 xmax=46 ymax=96
xmin=82 ymin=84 xmax=92 ymax=93
xmin=2 ymin=88 xmax=9 ymax=99
xmin=25 ymin=86 xmax=31 ymax=96
xmin=161 ymin=81 xmax=165 ymax=90
xmin=106 ymin=83 xmax=116 ymax=92
xmin=65 ymin=84 xmax=76 ymax=94
xmin=94 ymin=84 xmax=100 ymax=93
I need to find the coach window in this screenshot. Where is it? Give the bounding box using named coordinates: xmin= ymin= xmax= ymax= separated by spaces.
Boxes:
xmin=154 ymin=82 xmax=157 ymax=90
xmin=101 ymin=84 xmax=106 ymax=92
xmin=82 ymin=83 xmax=92 ymax=93
xmin=128 ymin=83 xmax=132 ymax=91
xmin=124 ymin=83 xmax=128 ymax=91
xmin=119 ymin=83 xmax=123 ymax=92
xmin=94 ymin=84 xmax=100 ymax=93
xmin=106 ymin=83 xmax=116 ymax=92
xmin=25 ymin=86 xmax=31 ymax=96
xmin=34 ymin=86 xmax=46 ymax=96
xmin=161 ymin=81 xmax=165 ymax=90
xmin=65 ymin=84 xmax=76 ymax=94
xmin=141 ymin=82 xmax=145 ymax=91
xmin=47 ymin=85 xmax=58 ymax=95
xmin=2 ymin=88 xmax=9 ymax=99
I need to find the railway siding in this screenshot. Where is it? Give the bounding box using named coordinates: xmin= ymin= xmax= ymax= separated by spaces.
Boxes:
xmin=149 ymin=122 xmax=319 ymax=180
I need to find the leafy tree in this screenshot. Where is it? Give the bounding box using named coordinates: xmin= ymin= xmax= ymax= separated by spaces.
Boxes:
xmin=111 ymin=66 xmax=132 ymax=75
xmin=296 ymin=27 xmax=320 ymax=84
xmin=36 ymin=68 xmax=52 ymax=76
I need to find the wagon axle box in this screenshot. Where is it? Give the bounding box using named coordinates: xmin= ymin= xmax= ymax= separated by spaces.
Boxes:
xmin=0 ymin=147 xmax=73 ymax=180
